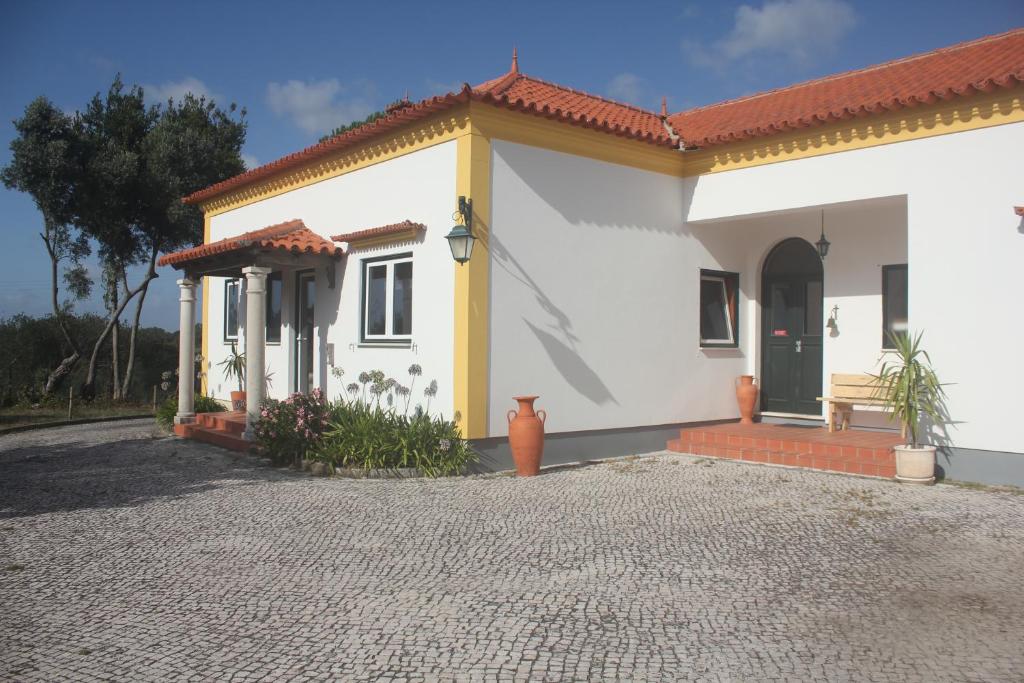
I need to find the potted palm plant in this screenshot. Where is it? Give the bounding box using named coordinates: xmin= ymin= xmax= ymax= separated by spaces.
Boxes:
xmin=875 ymin=331 xmax=946 ymax=484
xmin=218 ymin=343 xmax=246 ymax=411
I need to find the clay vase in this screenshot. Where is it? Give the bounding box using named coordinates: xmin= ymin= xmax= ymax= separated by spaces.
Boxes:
xmin=507 ymin=396 xmax=546 ymax=477
xmin=230 ymin=390 xmax=246 ymax=413
xmin=735 ymin=376 xmax=758 ymax=424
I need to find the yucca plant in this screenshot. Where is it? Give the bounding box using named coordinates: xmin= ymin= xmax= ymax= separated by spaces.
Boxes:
xmin=874 ymin=331 xmax=946 ymax=448
xmin=217 ymin=342 xmax=246 ymax=392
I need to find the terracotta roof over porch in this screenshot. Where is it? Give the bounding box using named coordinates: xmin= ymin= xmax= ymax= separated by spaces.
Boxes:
xmin=158 ymin=219 xmax=342 ymax=269
xmin=331 ymin=220 xmax=426 ymax=246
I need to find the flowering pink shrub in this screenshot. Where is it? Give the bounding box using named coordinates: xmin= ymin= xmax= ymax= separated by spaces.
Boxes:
xmin=253 ymin=387 xmax=329 ymax=464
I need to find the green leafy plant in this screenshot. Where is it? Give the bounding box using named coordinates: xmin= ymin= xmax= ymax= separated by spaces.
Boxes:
xmin=873 ymin=331 xmax=946 ymax=448
xmin=156 ymin=395 xmax=226 ymax=428
xmin=248 ymin=367 xmax=476 ymax=476
xmin=311 ymin=402 xmax=476 ymax=477
xmin=218 ymin=343 xmax=245 ymax=392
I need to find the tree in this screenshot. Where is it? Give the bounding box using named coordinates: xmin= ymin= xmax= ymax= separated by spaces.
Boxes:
xmin=120 ymin=90 xmax=246 ymax=398
xmin=4 ymin=77 xmax=247 ymax=401
xmin=1 ymin=98 xmax=91 ymax=395
xmin=72 ymin=78 xmax=157 ymax=399
xmin=72 ymin=78 xmax=246 ymax=400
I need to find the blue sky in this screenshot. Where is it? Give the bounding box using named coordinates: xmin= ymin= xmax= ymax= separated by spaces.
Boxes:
xmin=2 ymin=0 xmax=1021 ymax=330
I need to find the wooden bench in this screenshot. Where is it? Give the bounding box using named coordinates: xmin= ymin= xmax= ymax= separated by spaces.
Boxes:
xmin=817 ymin=373 xmax=903 ymax=435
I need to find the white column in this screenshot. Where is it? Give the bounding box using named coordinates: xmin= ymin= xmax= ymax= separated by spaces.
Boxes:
xmin=174 ymin=277 xmax=198 ymax=424
xmin=242 ymin=266 xmax=271 ymax=440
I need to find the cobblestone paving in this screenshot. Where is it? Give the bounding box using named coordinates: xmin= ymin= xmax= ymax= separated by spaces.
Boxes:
xmin=2 ymin=421 xmax=1023 ymax=681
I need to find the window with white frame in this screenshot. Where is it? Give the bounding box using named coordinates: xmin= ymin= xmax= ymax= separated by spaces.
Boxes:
xmin=361 ymin=254 xmax=413 ymax=342
xmin=699 ymin=270 xmax=739 ymax=347
xmin=224 ymin=279 xmax=240 ymax=341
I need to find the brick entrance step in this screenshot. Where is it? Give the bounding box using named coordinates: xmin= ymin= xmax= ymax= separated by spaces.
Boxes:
xmin=173 ymin=411 xmax=252 ymax=453
xmin=666 ymin=422 xmax=902 ymax=478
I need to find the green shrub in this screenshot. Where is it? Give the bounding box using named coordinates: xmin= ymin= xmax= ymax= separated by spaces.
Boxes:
xmin=156 ymin=395 xmax=226 ymax=428
xmin=311 ymin=402 xmax=476 ymax=477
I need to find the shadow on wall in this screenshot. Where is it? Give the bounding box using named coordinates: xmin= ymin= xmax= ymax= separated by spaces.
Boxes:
xmin=507 ymin=146 xmax=680 ymax=236
xmin=490 ymin=233 xmax=617 ymax=407
xmin=523 ymin=319 xmax=618 ymax=406
xmin=318 ymin=260 xmax=345 ymax=392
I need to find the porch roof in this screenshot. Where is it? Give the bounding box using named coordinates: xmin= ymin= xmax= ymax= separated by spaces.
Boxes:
xmin=158 ymin=219 xmax=343 ymax=276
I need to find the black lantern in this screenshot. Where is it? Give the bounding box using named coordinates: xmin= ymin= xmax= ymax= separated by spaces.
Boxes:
xmin=816 ymin=210 xmax=830 ymax=260
xmin=445 ymin=196 xmax=476 ymax=265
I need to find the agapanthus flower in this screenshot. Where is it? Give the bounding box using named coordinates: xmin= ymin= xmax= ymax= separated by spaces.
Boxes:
xmin=424 ymin=380 xmax=438 ymax=398
xmin=408 ymin=364 xmax=422 ymax=377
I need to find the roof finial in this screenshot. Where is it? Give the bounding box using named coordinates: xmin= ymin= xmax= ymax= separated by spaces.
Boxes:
xmin=661 ymin=96 xmax=668 ymax=118
xmin=511 ymin=46 xmax=519 ymax=74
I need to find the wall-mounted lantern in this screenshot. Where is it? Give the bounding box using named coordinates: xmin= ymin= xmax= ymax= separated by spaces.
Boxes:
xmin=816 ymin=210 xmax=831 ymax=260
xmin=445 ymin=196 xmax=476 ymax=265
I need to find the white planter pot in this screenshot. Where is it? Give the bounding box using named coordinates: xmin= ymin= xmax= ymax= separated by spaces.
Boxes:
xmin=894 ymin=445 xmax=936 ymax=484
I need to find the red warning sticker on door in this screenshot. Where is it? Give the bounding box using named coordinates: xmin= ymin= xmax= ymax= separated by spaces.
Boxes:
xmin=772 ymin=329 xmax=789 ymax=336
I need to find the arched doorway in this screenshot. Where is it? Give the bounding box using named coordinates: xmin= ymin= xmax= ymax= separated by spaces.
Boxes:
xmin=760 ymin=238 xmax=823 ymax=415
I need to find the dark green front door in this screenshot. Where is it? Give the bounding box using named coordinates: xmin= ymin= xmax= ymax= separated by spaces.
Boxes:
xmin=761 ymin=239 xmax=823 ymax=415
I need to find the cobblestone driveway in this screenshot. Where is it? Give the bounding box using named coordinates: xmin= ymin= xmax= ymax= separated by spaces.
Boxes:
xmin=2 ymin=421 xmax=1023 ymax=681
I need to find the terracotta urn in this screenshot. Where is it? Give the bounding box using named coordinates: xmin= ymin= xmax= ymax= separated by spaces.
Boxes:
xmin=507 ymin=396 xmax=546 ymax=477
xmin=735 ymin=375 xmax=757 ymax=424
xmin=230 ymin=390 xmax=246 ymax=413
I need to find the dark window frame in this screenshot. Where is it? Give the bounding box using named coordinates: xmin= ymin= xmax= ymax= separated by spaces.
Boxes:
xmin=359 ymin=252 xmax=413 ymax=344
xmin=265 ymin=271 xmax=283 ymax=344
xmin=699 ymin=269 xmax=740 ymax=348
xmin=882 ymin=264 xmax=908 ymax=349
xmin=223 ymin=278 xmax=240 ymax=343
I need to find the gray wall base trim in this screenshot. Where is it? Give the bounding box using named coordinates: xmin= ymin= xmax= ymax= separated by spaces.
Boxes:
xmin=936 ymin=447 xmax=1024 ymax=487
xmin=470 ymin=421 xmax=1024 ymax=487
xmin=469 ymin=419 xmax=734 ymax=473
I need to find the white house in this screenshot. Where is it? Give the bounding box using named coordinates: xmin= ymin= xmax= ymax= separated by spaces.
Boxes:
xmin=160 ymin=29 xmax=1024 ymax=485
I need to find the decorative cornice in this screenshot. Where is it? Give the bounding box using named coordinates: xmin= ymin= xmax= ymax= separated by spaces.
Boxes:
xmin=332 ymin=220 xmax=426 ymax=249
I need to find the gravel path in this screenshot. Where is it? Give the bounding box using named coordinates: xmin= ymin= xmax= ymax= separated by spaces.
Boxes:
xmin=1 ymin=421 xmax=1023 ymax=681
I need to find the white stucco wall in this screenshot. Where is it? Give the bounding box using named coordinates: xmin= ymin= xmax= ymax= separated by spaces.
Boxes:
xmin=488 ymin=138 xmax=909 ymax=439
xmin=205 ymin=141 xmax=457 ymax=417
xmin=686 ymin=122 xmax=1024 ymax=454
xmin=489 ymin=140 xmax=722 ymax=436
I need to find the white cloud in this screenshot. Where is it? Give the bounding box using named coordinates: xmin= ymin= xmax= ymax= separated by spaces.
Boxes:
xmin=145 ymin=77 xmax=222 ymax=105
xmin=684 ymin=0 xmax=857 ymax=68
xmin=241 ymin=154 xmax=260 ymax=170
xmin=266 ymin=78 xmax=377 ymax=135
xmin=606 ymin=73 xmax=645 ymax=104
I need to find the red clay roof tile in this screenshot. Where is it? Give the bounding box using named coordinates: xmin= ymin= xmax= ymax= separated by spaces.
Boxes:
xmin=158 ymin=219 xmax=341 ymax=267
xmin=331 ymin=220 xmax=426 ymax=244
xmin=183 ymin=30 xmax=1023 ymax=206
xmin=184 ymin=67 xmax=674 ymax=206
xmin=668 ymin=28 xmax=1024 ymax=148
xmin=471 ymin=71 xmax=673 ymax=146
xmin=1016 ymin=206 xmax=1024 ymax=217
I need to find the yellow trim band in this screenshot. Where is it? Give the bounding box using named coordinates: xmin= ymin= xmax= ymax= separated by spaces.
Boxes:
xmin=452 ymin=124 xmax=491 ymax=439
xmin=681 ymin=89 xmax=1024 ymax=175
xmin=471 ymin=104 xmax=686 ymax=178
xmin=200 ymin=214 xmax=210 ymax=397
xmin=201 ymin=110 xmax=471 ymax=216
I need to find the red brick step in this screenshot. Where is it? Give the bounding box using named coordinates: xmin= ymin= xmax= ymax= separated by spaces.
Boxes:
xmin=666 ymin=422 xmax=900 ymax=479
xmin=173 ymin=411 xmax=252 ymax=453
